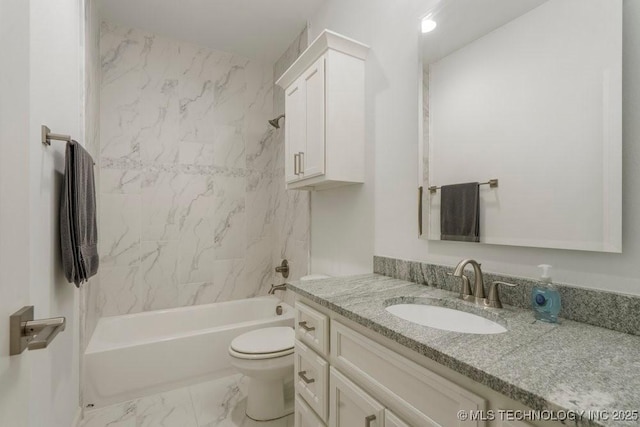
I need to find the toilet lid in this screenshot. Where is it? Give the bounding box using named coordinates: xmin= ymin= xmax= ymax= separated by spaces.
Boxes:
xmin=230 ymin=326 xmax=294 ymax=354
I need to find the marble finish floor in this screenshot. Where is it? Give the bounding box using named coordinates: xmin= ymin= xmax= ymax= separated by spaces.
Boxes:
xmin=81 ymin=374 xmax=294 ymax=427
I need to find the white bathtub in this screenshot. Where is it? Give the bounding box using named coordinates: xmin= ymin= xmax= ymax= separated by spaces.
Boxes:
xmin=84 ymin=296 xmax=293 ymax=407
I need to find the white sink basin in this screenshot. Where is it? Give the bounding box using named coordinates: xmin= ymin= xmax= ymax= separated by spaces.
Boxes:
xmin=385 ymin=304 xmax=507 ymax=335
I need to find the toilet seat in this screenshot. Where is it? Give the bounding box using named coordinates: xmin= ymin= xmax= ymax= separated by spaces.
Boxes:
xmin=229 ymin=326 xmax=294 ymax=360
xmin=229 ymin=347 xmax=293 ymax=360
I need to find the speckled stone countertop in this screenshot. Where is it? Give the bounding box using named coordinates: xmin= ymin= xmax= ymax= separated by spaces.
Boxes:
xmin=287 ymin=274 xmax=640 ymax=427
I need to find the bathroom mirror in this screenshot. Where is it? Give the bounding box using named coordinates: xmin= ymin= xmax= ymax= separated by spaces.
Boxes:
xmin=418 ymin=0 xmax=622 ymax=252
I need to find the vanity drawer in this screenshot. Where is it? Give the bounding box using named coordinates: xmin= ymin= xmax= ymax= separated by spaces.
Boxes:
xmin=295 ymin=339 xmax=329 ymax=422
xmin=331 ymin=320 xmax=486 ymax=427
xmin=295 ymin=301 xmax=329 ymax=356
xmin=296 ymin=395 xmax=326 ymax=427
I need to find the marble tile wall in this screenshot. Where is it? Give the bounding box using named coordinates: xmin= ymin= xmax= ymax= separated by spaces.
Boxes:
xmin=374 ymin=255 xmax=640 ymax=336
xmin=96 ymin=22 xmax=311 ymax=317
xmin=95 ymin=22 xmax=310 ymax=316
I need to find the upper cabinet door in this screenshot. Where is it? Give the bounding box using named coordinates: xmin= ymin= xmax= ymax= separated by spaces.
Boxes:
xmin=329 ymin=367 xmax=385 ymax=427
xmin=285 ymin=77 xmax=306 ymax=184
xmin=276 ymin=30 xmax=368 ymax=190
xmin=301 ymin=54 xmax=326 ymax=180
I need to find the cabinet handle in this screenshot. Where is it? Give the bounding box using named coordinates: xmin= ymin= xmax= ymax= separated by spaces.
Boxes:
xmin=418 ymin=186 xmax=423 ymax=236
xmin=298 ymin=370 xmax=315 ymax=384
xmin=365 ymin=414 xmax=376 ymax=427
xmin=294 ymin=153 xmax=300 ymax=175
xmin=298 ymin=321 xmax=315 ymax=332
xmin=298 ymin=151 xmax=304 ymax=174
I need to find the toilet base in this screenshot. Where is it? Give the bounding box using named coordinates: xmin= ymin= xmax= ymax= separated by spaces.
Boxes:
xmin=245 ymin=378 xmax=294 ymax=421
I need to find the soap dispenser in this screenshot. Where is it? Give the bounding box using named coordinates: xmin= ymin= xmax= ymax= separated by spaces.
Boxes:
xmin=531 ymin=264 xmax=561 ymax=323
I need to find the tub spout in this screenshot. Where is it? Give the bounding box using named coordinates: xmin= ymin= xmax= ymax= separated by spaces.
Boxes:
xmin=268 ymin=284 xmax=287 ymax=295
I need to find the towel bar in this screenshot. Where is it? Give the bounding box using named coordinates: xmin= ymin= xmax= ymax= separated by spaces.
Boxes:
xmin=41 ymin=125 xmax=72 ymax=146
xmin=429 ymin=179 xmax=498 ymax=194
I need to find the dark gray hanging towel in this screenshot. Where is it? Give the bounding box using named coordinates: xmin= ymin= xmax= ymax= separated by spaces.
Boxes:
xmin=60 ymin=141 xmax=99 ymax=287
xmin=440 ymin=182 xmax=480 ymax=242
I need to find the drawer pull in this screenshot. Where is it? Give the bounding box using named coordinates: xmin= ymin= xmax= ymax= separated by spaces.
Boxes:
xmin=298 ymin=321 xmax=316 ymax=332
xmin=299 ymin=151 xmax=305 ymax=174
xmin=298 ymin=370 xmax=315 ymax=384
xmin=365 ymin=414 xmax=376 ymax=427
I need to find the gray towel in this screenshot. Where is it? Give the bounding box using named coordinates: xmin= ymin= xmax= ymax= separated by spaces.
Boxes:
xmin=60 ymin=141 xmax=98 ymax=287
xmin=440 ymin=182 xmax=480 ymax=242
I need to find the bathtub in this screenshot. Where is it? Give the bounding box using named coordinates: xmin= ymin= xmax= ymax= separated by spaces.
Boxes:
xmin=84 ymin=296 xmax=293 ymax=407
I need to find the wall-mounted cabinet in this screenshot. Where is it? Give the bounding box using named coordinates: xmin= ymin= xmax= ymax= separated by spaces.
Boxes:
xmin=276 ymin=30 xmax=368 ymax=191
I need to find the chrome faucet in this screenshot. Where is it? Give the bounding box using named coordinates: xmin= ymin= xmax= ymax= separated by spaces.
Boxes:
xmin=451 ymin=259 xmax=516 ymax=309
xmin=268 ymin=283 xmax=287 ymax=295
xmin=453 ymin=259 xmax=486 ymax=303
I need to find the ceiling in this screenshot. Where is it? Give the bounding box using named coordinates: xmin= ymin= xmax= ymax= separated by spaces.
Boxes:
xmin=98 ymin=0 xmax=325 ymax=63
xmin=421 ymin=0 xmax=548 ymax=64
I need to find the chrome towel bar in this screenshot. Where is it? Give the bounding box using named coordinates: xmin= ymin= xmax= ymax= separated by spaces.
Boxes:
xmin=429 ymin=179 xmax=498 ymax=194
xmin=41 ymin=125 xmax=72 ymax=146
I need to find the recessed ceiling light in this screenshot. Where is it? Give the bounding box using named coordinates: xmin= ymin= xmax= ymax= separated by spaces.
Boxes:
xmin=421 ymin=15 xmax=437 ymax=33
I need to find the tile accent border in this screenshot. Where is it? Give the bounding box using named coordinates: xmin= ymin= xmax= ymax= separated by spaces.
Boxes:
xmin=373 ymin=256 xmax=640 ymax=336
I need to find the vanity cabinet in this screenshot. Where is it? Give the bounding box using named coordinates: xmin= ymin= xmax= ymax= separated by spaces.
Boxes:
xmin=276 ymin=30 xmax=368 ymax=191
xmin=293 ymin=296 xmax=558 ymax=427
xmin=293 ymin=298 xmax=483 ymax=427
xmin=296 ymin=396 xmax=326 ymax=427
xmin=331 ymin=320 xmax=485 ymax=426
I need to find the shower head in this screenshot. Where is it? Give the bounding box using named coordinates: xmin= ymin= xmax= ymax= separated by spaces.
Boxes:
xmin=268 ymin=114 xmax=285 ymax=129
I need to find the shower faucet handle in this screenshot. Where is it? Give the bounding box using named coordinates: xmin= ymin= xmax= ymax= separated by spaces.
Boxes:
xmin=275 ymin=259 xmax=289 ymax=278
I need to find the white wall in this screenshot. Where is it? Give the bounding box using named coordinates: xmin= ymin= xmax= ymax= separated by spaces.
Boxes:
xmin=29 ymin=0 xmax=83 ymax=424
xmin=0 ymin=0 xmax=31 ymax=424
xmin=309 ymin=0 xmax=640 ymax=295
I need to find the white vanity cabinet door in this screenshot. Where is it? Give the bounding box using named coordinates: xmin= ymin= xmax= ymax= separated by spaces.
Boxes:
xmin=331 ymin=320 xmax=486 ymax=427
xmin=330 ymin=367 xmax=385 ymax=427
xmin=301 ymin=54 xmax=326 ymax=180
xmin=285 ymin=76 xmax=306 ymax=184
xmin=385 ymin=410 xmax=410 ymax=427
xmin=296 ymin=396 xmax=326 ymax=427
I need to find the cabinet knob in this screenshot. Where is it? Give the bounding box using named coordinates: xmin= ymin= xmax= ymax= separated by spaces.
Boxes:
xmin=298 ymin=151 xmax=305 ymax=174
xmin=294 ymin=153 xmax=300 ymax=175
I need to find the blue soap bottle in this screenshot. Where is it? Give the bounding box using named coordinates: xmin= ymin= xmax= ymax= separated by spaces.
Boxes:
xmin=531 ymin=264 xmax=561 ymax=323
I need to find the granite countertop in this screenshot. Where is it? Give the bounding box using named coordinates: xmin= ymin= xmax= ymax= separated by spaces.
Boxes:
xmin=287 ymin=274 xmax=640 ymax=427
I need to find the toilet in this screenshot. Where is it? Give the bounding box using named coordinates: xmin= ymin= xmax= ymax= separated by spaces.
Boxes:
xmin=228 ymin=326 xmax=295 ymax=421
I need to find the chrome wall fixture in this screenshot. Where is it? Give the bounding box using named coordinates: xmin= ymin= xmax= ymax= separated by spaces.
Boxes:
xmin=268 ymin=114 xmax=285 ymax=129
xmin=275 ymin=259 xmax=290 ymax=278
xmin=10 ymin=306 xmax=66 ymax=355
xmin=41 ymin=125 xmax=72 ymax=146
xmin=428 ymin=178 xmax=499 ymax=194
